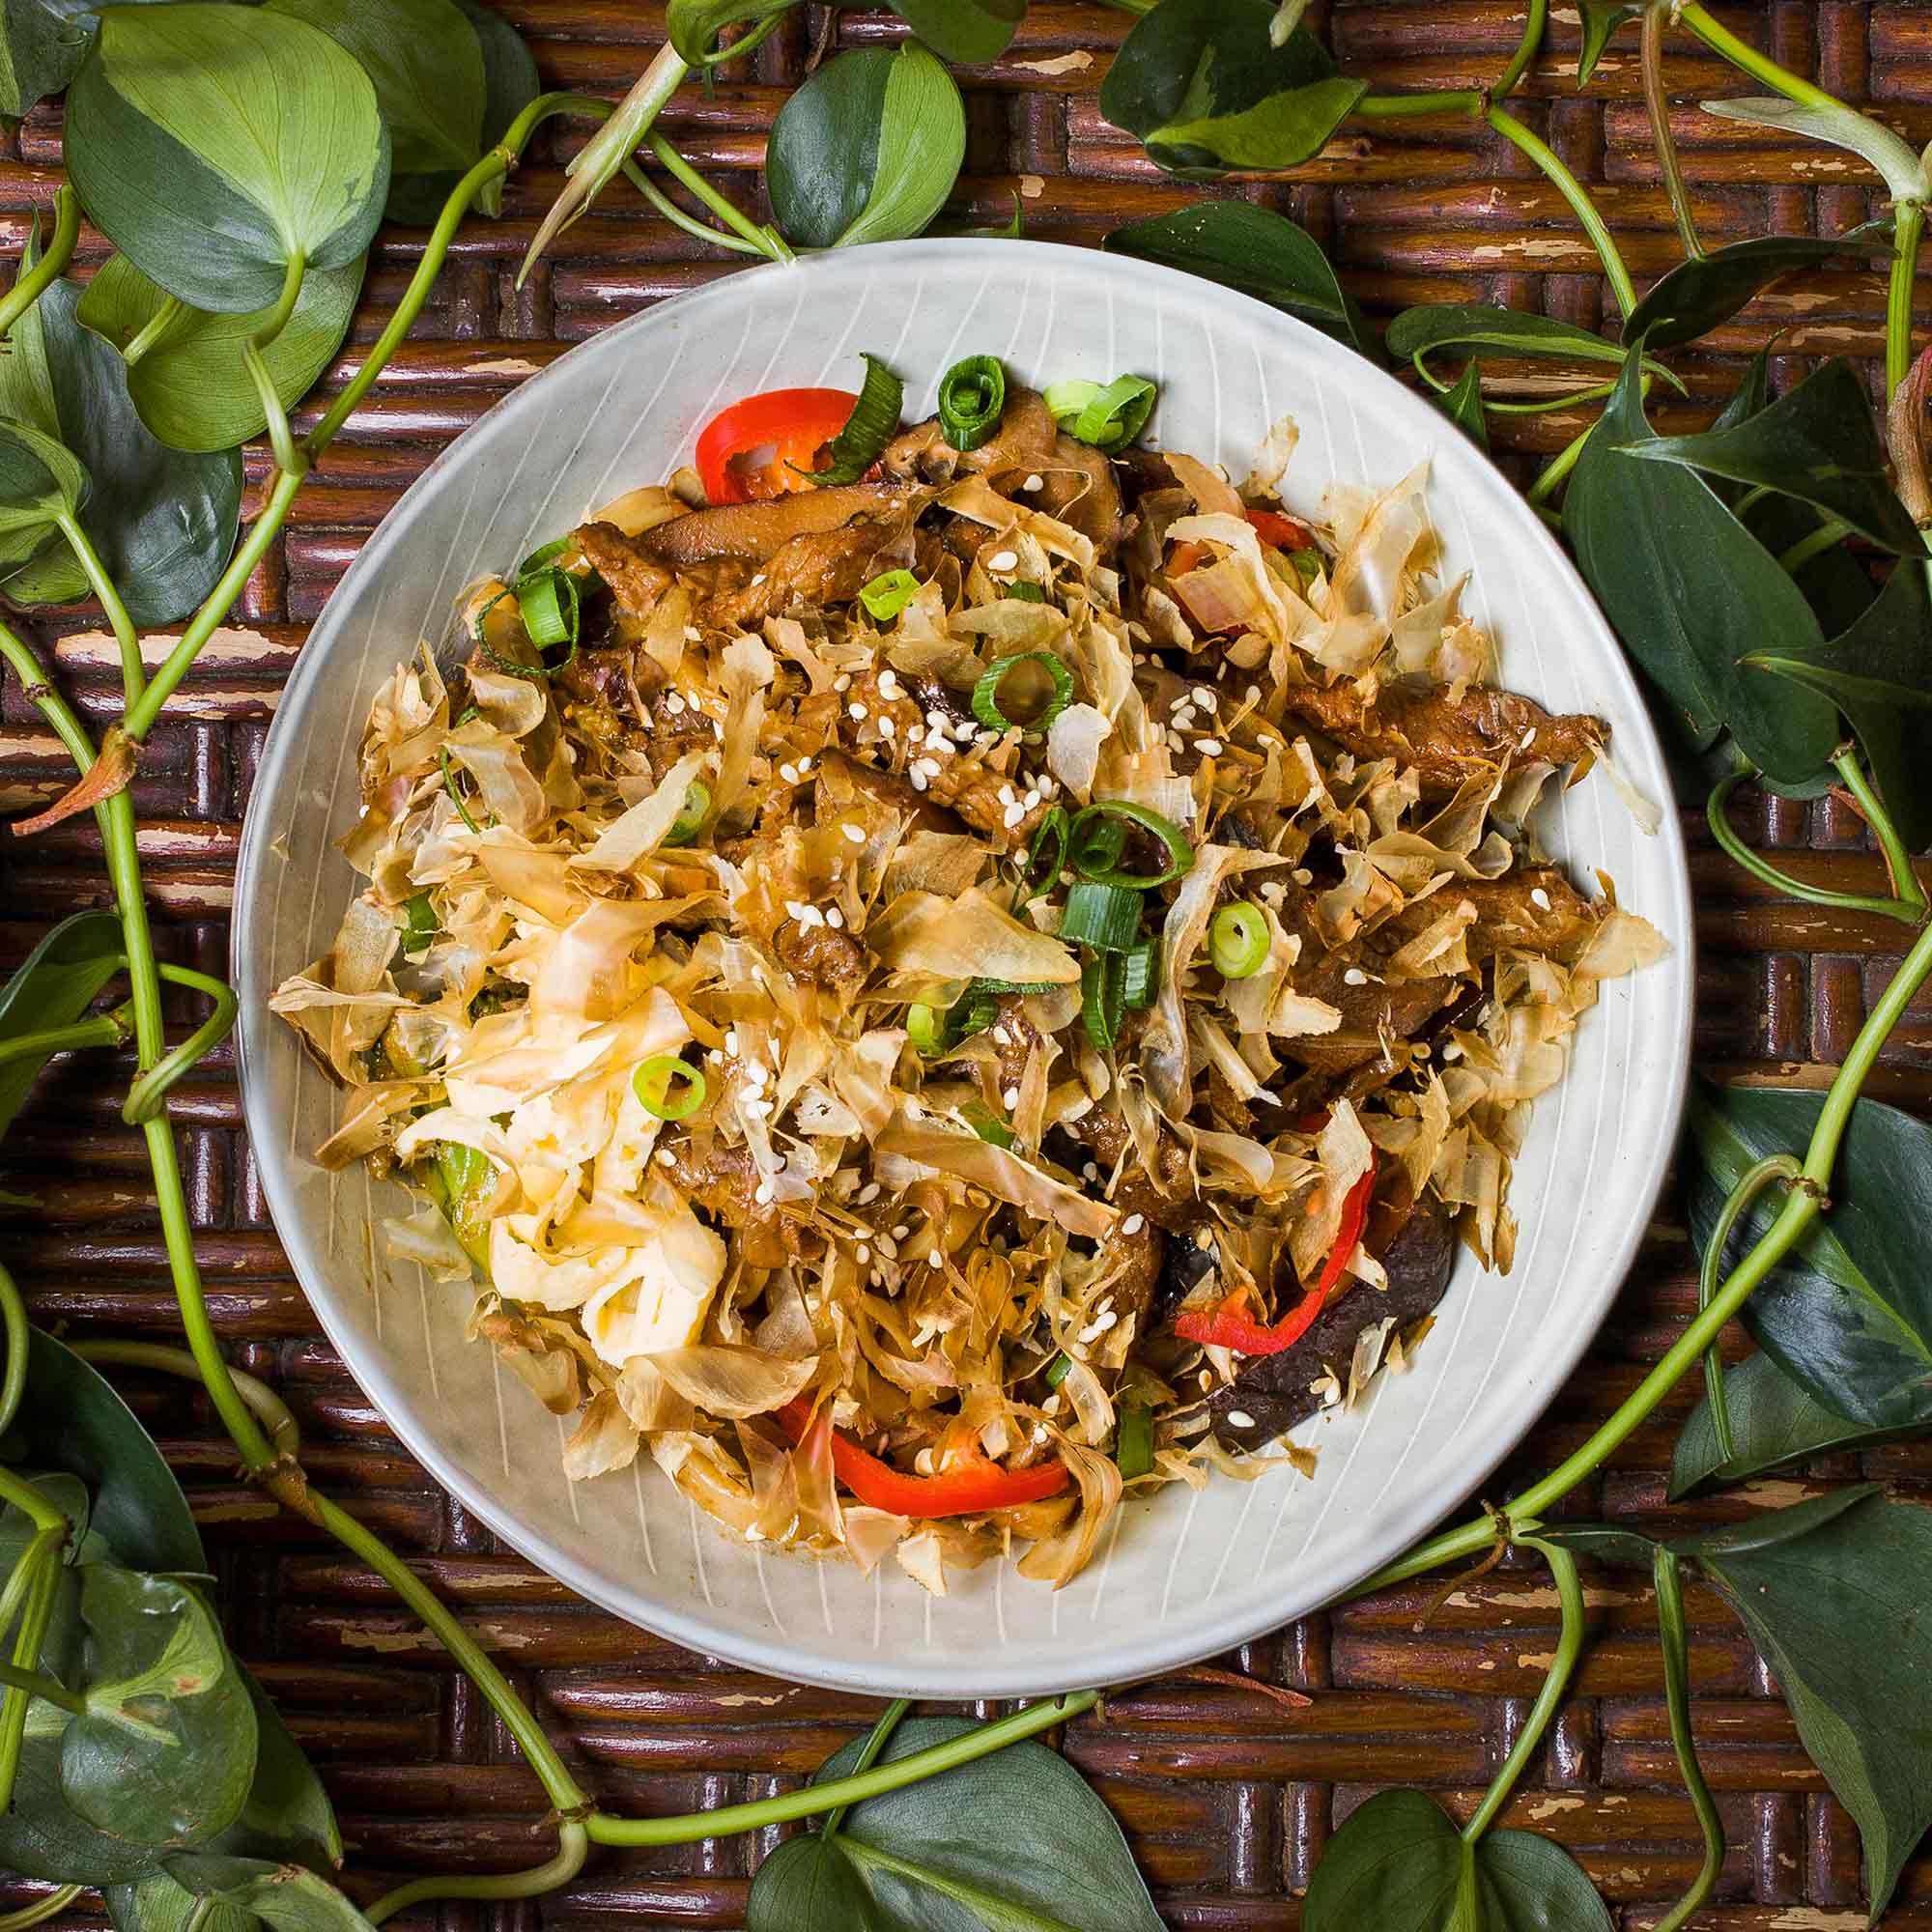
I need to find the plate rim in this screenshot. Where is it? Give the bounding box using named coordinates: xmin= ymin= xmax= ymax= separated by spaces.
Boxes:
xmin=233 ymin=236 xmax=1695 ymax=1698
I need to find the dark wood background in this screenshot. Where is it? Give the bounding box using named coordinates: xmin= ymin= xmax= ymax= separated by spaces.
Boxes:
xmin=5 ymin=4 xmax=1931 ymax=1925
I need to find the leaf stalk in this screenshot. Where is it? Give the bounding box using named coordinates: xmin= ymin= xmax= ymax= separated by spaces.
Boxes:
xmin=0 ymin=188 xmax=78 ymax=343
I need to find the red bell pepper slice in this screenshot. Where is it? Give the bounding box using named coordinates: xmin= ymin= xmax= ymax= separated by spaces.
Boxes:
xmin=777 ymin=1397 xmax=1070 ymax=1519
xmin=1245 ymin=506 xmax=1316 ymax=551
xmin=696 ymin=387 xmax=860 ymax=504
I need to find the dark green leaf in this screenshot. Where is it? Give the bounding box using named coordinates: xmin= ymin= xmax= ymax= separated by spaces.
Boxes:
xmin=1742 ymin=490 xmax=1876 ymax=642
xmin=1564 ymin=347 xmax=1838 ymax=785
xmin=892 ymin=0 xmax=1025 ymax=63
xmin=1303 ymin=1789 xmax=1613 ymax=1930
xmin=0 ymin=0 xmax=99 ymax=117
xmin=1687 ymin=1082 xmax=1932 ymax=1431
xmin=1099 ymin=0 xmax=1364 ymax=182
xmin=107 ymin=1875 xmax=261 ymax=1932
xmin=1749 ymin=558 xmax=1932 ymax=855
xmin=0 ymin=1471 xmax=91 ymax=1571
xmin=75 ymin=252 xmax=364 ymax=456
xmin=1626 ymin=235 xmax=1892 ymax=350
xmin=165 ymin=1858 xmax=378 ymax=1932
xmin=1576 ymin=2 xmax=1642 ymax=86
xmin=1435 ymin=361 xmax=1489 ymax=450
xmin=1713 ymin=342 xmax=1775 ymax=435
xmin=1387 ymin=303 xmax=1632 ymax=371
xmin=767 ymin=43 xmax=964 ymax=250
xmin=747 ymin=1835 xmax=892 ymax=1931
xmin=1536 ymin=1525 xmax=1662 ymax=1570
xmin=1677 ymin=1489 xmax=1932 ymax=1916
xmin=1629 ymin=356 xmax=1918 ymax=553
xmin=0 ymin=910 xmax=124 ymax=1142
xmin=1104 ymin=201 xmax=1376 ymax=355
xmin=66 ymin=5 xmax=390 ymax=314
xmin=0 ymin=413 xmax=87 ymax=580
xmin=1670 ymin=1351 xmax=1912 ymax=1499
xmin=59 ymin=1565 xmax=258 ymax=1849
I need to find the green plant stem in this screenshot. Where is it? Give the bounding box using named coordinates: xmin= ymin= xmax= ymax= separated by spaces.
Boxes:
xmin=619 ymin=158 xmax=766 ymax=256
xmin=585 ymin=1695 xmax=1099 ymax=1845
xmin=124 ymin=963 xmax=238 ymax=1125
xmin=1651 ymin=1548 xmax=1724 ymax=1932
xmin=646 ymin=135 xmax=795 ymax=263
xmin=0 ymin=1657 xmax=83 ymax=1716
xmin=823 ymin=1698 xmax=911 ymax=1839
xmin=1644 ymin=1 xmax=1703 ymax=259
xmin=0 ymin=1530 xmax=57 ymax=1647
xmin=1357 ymin=91 xmax=1485 ymax=121
xmin=0 ymin=1887 xmax=82 ymax=1932
xmin=71 ymin=1340 xmax=300 ymax=1459
xmin=245 ymin=251 xmax=309 ymax=479
xmin=1676 ymin=3 xmax=1848 ymax=115
xmin=1527 ymin=418 xmax=1597 ymax=504
xmin=1492 ymin=0 xmax=1548 ymax=106
xmin=0 ymin=1005 xmax=131 ymax=1067
xmin=1463 ymin=1536 xmax=1584 ymax=1841
xmin=364 ymin=1821 xmax=589 ymax=1925
xmin=0 ymin=1458 xmax=66 ymax=1537
xmin=55 ymin=511 xmax=145 ymax=708
xmin=0 ymin=621 xmax=94 ymax=770
xmin=0 ymin=1559 xmax=60 ymax=1812
xmin=1707 ymin=771 xmax=1923 ymax=924
xmin=1836 ymin=746 xmax=1929 ymax=916
xmin=1697 ymin=1154 xmax=1803 ymax=1469
xmin=0 ymin=1261 xmax=26 ymax=1437
xmin=1359 ymin=904 xmax=1932 ymax=1596
xmin=0 ymin=187 xmax=78 ymax=343
xmin=1486 ymin=103 xmax=1638 ymax=319
xmin=1890 ymin=199 xmax=1927 ymax=399
xmin=121 ymin=296 xmax=184 ymax=370
xmin=1778 ymin=516 xmax=1854 ymax=575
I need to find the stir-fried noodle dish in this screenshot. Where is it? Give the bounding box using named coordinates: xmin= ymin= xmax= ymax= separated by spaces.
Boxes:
xmin=276 ymin=355 xmax=1663 ymax=1593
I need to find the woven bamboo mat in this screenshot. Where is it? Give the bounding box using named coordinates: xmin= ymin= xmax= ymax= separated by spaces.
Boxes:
xmin=4 ymin=3 xmax=1930 ymax=1925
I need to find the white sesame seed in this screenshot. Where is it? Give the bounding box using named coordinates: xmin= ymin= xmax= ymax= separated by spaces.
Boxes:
xmin=849 ymin=702 xmax=867 ymax=722
xmin=826 ymin=906 xmax=845 ymax=929
xmin=751 ymin=572 xmax=766 ymax=586
xmin=1002 ymin=1086 xmax=1020 ymax=1110
xmin=909 ymin=768 xmax=929 ymax=791
xmin=855 ymin=1243 xmax=870 ymax=1263
xmin=1227 ymin=1409 xmax=1256 ymax=1430
xmin=998 ymin=783 xmax=1016 ymax=807
xmin=1343 ymin=967 xmax=1370 ymax=986
xmin=878 ymin=715 xmax=895 ymax=738
xmin=1166 ymin=730 xmax=1186 ymax=753
xmin=834 ymin=673 xmax=852 ymax=693
xmin=1531 ymin=888 xmax=1552 ymax=911
xmin=1293 ymin=867 xmax=1314 ymax=886
xmin=1003 ymin=802 xmax=1026 ymax=828
xmin=857 ymin=1181 xmax=881 ymax=1204
xmin=908 ymin=723 xmax=925 ymax=743
xmin=1245 ymin=684 xmax=1262 ymax=705
xmin=713 ymin=720 xmax=724 ymax=739
xmin=1442 ymin=1042 xmax=1463 ymax=1062
xmin=799 ymin=905 xmax=826 ymax=929
xmin=724 ymin=1029 xmax=740 ymax=1053
xmin=754 ymin=1179 xmax=775 ymax=1203
xmin=1198 ymin=1369 xmax=1214 ymax=1391
xmin=926 ymin=709 xmax=952 ymax=734
xmin=780 ymin=762 xmax=799 ymax=784
xmin=1022 ymin=473 xmax=1044 ymax=492
xmin=657 ymin=1148 xmax=678 ymax=1167
xmin=1197 ymin=738 xmax=1224 ymax=756
xmin=1082 ymin=1162 xmax=1100 ymax=1183
xmin=1022 ymin=789 xmax=1041 ymax=810
xmin=1193 ymin=687 xmax=1217 ymax=710
xmin=1520 ymin=725 xmax=1537 ymax=749
xmin=1043 ymin=1393 xmax=1062 ymax=1415
xmin=784 ymin=899 xmax=810 ymax=922
xmin=878 ymin=668 xmax=903 ymax=699
xmin=665 ymin=693 xmax=686 ymax=715
xmin=842 ymin=823 xmax=867 ymax=845
xmin=1169 ymin=694 xmax=1191 ymax=713
xmin=988 ymin=549 xmax=1019 ymax=572
xmin=928 ymin=1248 xmax=944 ymax=1268
xmin=1122 ymin=1211 xmax=1145 ymax=1236
xmin=797 ymin=756 xmax=813 ymax=775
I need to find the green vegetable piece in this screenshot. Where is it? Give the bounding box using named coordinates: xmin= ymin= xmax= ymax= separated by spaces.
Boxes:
xmin=972 ymin=651 xmax=1074 ymax=735
xmin=515 ymin=566 xmax=580 ymax=647
xmin=1066 ymin=800 xmax=1194 ymax=888
xmin=1008 ymin=580 xmax=1047 ymax=604
xmin=399 ymin=893 xmax=437 ymax=956
xmin=426 ymin=1140 xmax=494 ymax=1272
xmin=1115 ymin=1402 xmax=1154 ymax=1480
xmin=1042 ymin=375 xmax=1157 ymax=453
xmin=858 ymin=568 xmax=923 ymax=622
xmin=1121 ymin=938 xmax=1160 ymax=1009
xmin=1043 ymin=1352 xmax=1072 ymax=1389
xmin=1289 ymin=547 xmax=1323 ymax=586
xmin=937 ymin=354 xmax=1007 ymax=451
xmin=1209 ymin=900 xmax=1269 ymax=978
xmin=633 ymin=1054 xmax=705 ymax=1122
xmin=663 ymin=780 xmax=712 ymax=847
xmin=906 ymin=1001 xmax=947 ymax=1054
xmin=1061 ymin=881 xmax=1144 ymax=953
xmin=814 ymin=353 xmax=904 ymax=487
xmin=1080 ymin=950 xmax=1126 ymax=1050
xmin=1014 ymin=805 xmax=1069 ymax=912
xmin=965 ymin=1103 xmax=1016 ymax=1150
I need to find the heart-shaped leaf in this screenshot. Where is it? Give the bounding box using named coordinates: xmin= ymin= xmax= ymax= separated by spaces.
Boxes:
xmin=65 ymin=4 xmax=390 ymax=315
xmin=767 ymin=43 xmax=965 ymax=250
xmin=0 ymin=911 xmax=124 ymax=1141
xmin=1688 ymin=1082 xmax=1932 ymax=1431
xmin=1628 ymin=355 xmax=1918 ymax=553
xmin=1749 ymin=558 xmax=1932 ymax=856
xmin=892 ymin=0 xmax=1024 ymax=63
xmin=75 ymin=251 xmax=364 ymax=456
xmin=1387 ymin=303 xmax=1634 ymax=372
xmin=0 ymin=414 xmax=87 ymax=575
xmin=1576 ymin=2 xmax=1642 ymax=86
xmin=1099 ymin=0 xmax=1364 ymax=182
xmin=59 ymin=1566 xmax=258 ymax=1849
xmin=1626 ymin=234 xmax=1894 ymax=349
xmin=1104 ymin=201 xmax=1377 ymax=355
xmin=1303 ymin=1789 xmax=1613 ymax=1929
xmin=747 ymin=1716 xmax=1165 ymax=1931
xmin=163 ymin=1857 xmax=384 ymax=1932
xmin=1564 ymin=347 xmax=1839 ymax=785
xmin=107 ymin=1875 xmax=262 ymax=1932
xmin=1703 ymin=95 xmax=1929 ymax=205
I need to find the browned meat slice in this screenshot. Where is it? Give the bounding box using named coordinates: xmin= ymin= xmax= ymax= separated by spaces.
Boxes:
xmin=702 ymin=523 xmax=894 ymax=629
xmin=1070 ymin=1106 xmax=1195 ymax=1229
xmin=572 ymin=521 xmax=673 ymax=615
xmin=1279 ymin=682 xmax=1605 ymax=792
xmin=775 ymin=918 xmax=869 ymax=996
xmin=822 ymin=751 xmax=962 ymax=838
xmin=1387 ymin=867 xmax=1599 ymax=959
xmin=656 ymin=1132 xmax=806 ymax=1269
xmin=1206 ymin=1195 xmax=1459 ymax=1453
xmin=640 ymin=482 xmax=920 ymax=568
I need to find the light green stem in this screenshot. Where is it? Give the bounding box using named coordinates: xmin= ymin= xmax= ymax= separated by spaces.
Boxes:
xmin=1644 ymin=1 xmax=1704 ymax=259
xmin=55 ymin=511 xmax=145 ymax=708
xmin=1492 ymin=0 xmax=1548 ymax=105
xmin=0 ymin=1529 xmax=57 ymax=1646
xmin=365 ymin=1821 xmax=589 ymax=1925
xmin=1651 ymin=1548 xmax=1725 ymax=1932
xmin=245 ymin=251 xmax=309 ymax=479
xmin=0 ymin=187 xmax=78 ymax=343
xmin=1676 ymin=3 xmax=1849 ymax=114
xmin=823 ymin=1698 xmax=911 ymax=1839
xmin=0 ymin=1006 xmax=131 ymax=1068
xmin=121 ymin=296 xmax=185 ymax=369
xmin=72 ymin=1340 xmax=300 ymax=1459
xmin=1836 ymin=746 xmax=1928 ymax=915
xmin=0 ymin=1887 xmax=82 ymax=1932
xmin=620 ymin=158 xmax=766 ymax=256
xmin=0 ymin=1558 xmax=60 ymax=1811
xmin=1890 ymin=201 xmax=1926 ymax=400
xmin=0 ymin=1657 xmax=83 ymax=1716
xmin=647 ymin=135 xmax=794 ymax=263
xmin=1696 ymin=1155 xmax=1802 ymax=1470
xmin=1528 ymin=418 xmax=1597 ymax=504
xmin=1778 ymin=516 xmax=1854 ymax=575
xmin=124 ymin=963 xmax=237 ymax=1125
xmin=0 ymin=1261 xmax=26 ymax=1437
xmin=1486 ymin=103 xmax=1638 ymax=318
xmin=1357 ymin=92 xmax=1486 ymax=120
xmin=1707 ymin=771 xmax=1923 ymax=925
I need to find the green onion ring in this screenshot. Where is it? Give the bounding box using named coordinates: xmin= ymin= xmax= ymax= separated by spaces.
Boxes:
xmin=1121 ymin=938 xmax=1160 ymax=1009
xmin=517 ymin=536 xmax=574 ymax=576
xmin=1014 ymin=806 xmax=1070 ymax=910
xmin=972 ymin=652 xmax=1074 ymax=735
xmin=1210 ymin=900 xmax=1270 ymax=979
xmin=1065 ymin=800 xmax=1194 ymax=888
xmin=400 ymin=893 xmax=438 ymax=956
xmin=907 ymin=1002 xmax=948 ymax=1053
xmin=1044 ymin=1351 xmax=1073 ymax=1388
xmin=1081 ymin=951 xmax=1127 ymax=1050
xmin=1043 ymin=375 xmax=1157 ymax=453
xmin=813 ymin=353 xmax=904 ymax=486
xmin=633 ymin=1054 xmax=706 ymax=1122
xmin=516 ymin=566 xmax=579 ymax=648
xmin=859 ymin=568 xmax=923 ymax=622
xmin=938 ymin=354 xmax=1008 ymax=452
xmin=662 ymin=780 xmax=712 ymax=847
xmin=1008 ymin=581 xmax=1047 ymax=604
xmin=1061 ymin=881 xmax=1144 ymax=952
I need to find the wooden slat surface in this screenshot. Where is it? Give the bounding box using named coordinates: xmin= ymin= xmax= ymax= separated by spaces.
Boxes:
xmin=5 ymin=5 xmax=1930 ymax=1926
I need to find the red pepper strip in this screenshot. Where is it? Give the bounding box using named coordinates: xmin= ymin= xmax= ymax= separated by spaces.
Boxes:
xmin=1246 ymin=506 xmax=1316 ymax=551
xmin=777 ymin=1397 xmax=1070 ymax=1519
xmin=1315 ymin=1157 xmax=1378 ymax=1299
xmin=696 ymin=387 xmax=859 ymax=504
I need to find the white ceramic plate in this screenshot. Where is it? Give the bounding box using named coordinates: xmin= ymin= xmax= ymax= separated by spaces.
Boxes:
xmin=233 ymin=239 xmax=1693 ymax=1698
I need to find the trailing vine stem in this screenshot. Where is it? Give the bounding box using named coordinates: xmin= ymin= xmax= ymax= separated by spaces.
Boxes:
xmin=0 ymin=1888 xmax=81 ymax=1932
xmin=1652 ymin=1548 xmax=1724 ymax=1932
xmin=1643 ymin=1 xmax=1703 ymax=260
xmin=1696 ymin=1154 xmax=1804 ymax=1470
xmin=1485 ymin=103 xmax=1637 ymax=320
xmin=1889 ymin=200 xmax=1926 ymax=401
xmin=0 ymin=187 xmax=77 ymax=344
xmin=1837 ymin=748 xmax=1930 ymax=917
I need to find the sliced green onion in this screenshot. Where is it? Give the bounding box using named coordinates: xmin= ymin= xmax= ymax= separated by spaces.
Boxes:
xmin=1115 ymin=1402 xmax=1154 ymax=1480
xmin=517 ymin=536 xmax=574 ymax=576
xmin=662 ymin=781 xmax=711 ymax=847
xmin=1062 ymin=881 xmax=1144 ymax=952
xmin=964 ymin=1102 xmax=1016 ymax=1150
xmin=1290 ymin=548 xmax=1324 ymax=586
xmin=1044 ymin=375 xmax=1157 ymax=453
xmin=814 ymin=353 xmax=904 ymax=486
xmin=1009 ymin=580 xmax=1047 ymax=605
xmin=968 ymin=976 xmax=1059 ymax=997
xmin=440 ymin=745 xmax=482 ymax=834
xmin=938 ymin=354 xmax=1007 ymax=451
xmin=1044 ymin=1351 xmax=1072 ymax=1388
xmin=1043 ymin=380 xmax=1098 ymax=429
xmin=1210 ymin=900 xmax=1270 ymax=979
xmin=516 ymin=566 xmax=579 ymax=648
xmin=1081 ymin=950 xmax=1127 ymax=1050
xmin=972 ymin=651 xmax=1074 ymax=735
xmin=633 ymin=1054 xmax=706 ymax=1122
xmin=1014 ymin=806 xmax=1069 ymax=911
xmin=1122 ymin=939 xmax=1160 ymax=1009
xmin=1066 ymin=801 xmax=1194 ymax=889
xmin=400 ymin=893 xmax=437 ymax=956
xmin=860 ymin=568 xmax=923 ymax=622
xmin=907 ymin=1001 xmax=948 ymax=1053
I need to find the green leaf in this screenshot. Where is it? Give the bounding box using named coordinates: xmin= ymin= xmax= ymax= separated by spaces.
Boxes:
xmin=66 ymin=4 xmax=390 ymax=315
xmin=164 ymin=1858 xmax=379 ymax=1932
xmin=1537 ymin=1524 xmax=1662 ymax=1570
xmin=0 ymin=1471 xmax=92 ymax=1570
xmin=1099 ymin=0 xmax=1364 ymax=182
xmin=0 ymin=413 xmax=87 ymax=581
xmin=1629 ymin=356 xmax=1918 ymax=554
xmin=747 ymin=1835 xmax=893 ymax=1931
xmin=1303 ymin=1789 xmax=1613 ymax=1930
xmin=1626 ymin=234 xmax=1893 ymax=350
xmin=59 ymin=1566 xmax=258 ymax=1850
xmin=1713 ymin=341 xmax=1775 ymax=435
xmin=0 ymin=911 xmax=124 ymax=1141
xmin=1435 ymin=361 xmax=1489 ymax=451
xmin=1677 ymin=1488 xmax=1932 ymax=1917
xmin=0 ymin=0 xmax=99 ymax=117
xmin=748 ymin=1717 xmax=1164 ymax=1932
xmin=1670 ymin=1350 xmax=1909 ymax=1499
xmin=1703 ymin=95 xmax=1929 ymax=205
xmin=667 ymin=0 xmax=792 ymax=66
xmin=1749 ymin=558 xmax=1932 ymax=855
xmin=1387 ymin=302 xmax=1633 ymax=372
xmin=1104 ymin=201 xmax=1377 ymax=355
xmin=76 ymin=251 xmax=364 ymax=456
xmin=892 ymin=0 xmax=1024 ymax=63
xmin=1564 ymin=347 xmax=1839 ymax=785
xmin=107 ymin=1875 xmax=262 ymax=1932
xmin=1576 ymin=2 xmax=1642 ymax=86
xmin=1688 ymin=1082 xmax=1932 ymax=1431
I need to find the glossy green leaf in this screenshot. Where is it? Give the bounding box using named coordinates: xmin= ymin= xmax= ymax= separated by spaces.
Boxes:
xmin=1099 ymin=0 xmax=1364 ymax=182
xmin=107 ymin=1875 xmax=261 ymax=1932
xmin=1576 ymin=2 xmax=1641 ymax=86
xmin=1303 ymin=1789 xmax=1613 ymax=1930
xmin=1713 ymin=342 xmax=1774 ymax=435
xmin=165 ymin=1858 xmax=382 ymax=1932
xmin=66 ymin=5 xmax=390 ymax=314
xmin=1564 ymin=348 xmax=1838 ymax=784
xmin=1749 ymin=558 xmax=1932 ymax=856
xmin=0 ymin=911 xmax=124 ymax=1141
xmin=0 ymin=1471 xmax=91 ymax=1570
xmin=1626 ymin=234 xmax=1893 ymax=350
xmin=1703 ymin=95 xmax=1928 ymax=204
xmin=1538 ymin=1524 xmax=1663 ymax=1571
xmin=749 ymin=1717 xmax=1164 ymax=1931
xmin=768 ymin=43 xmax=964 ymax=251
xmin=892 ymin=0 xmax=1024 ymax=63
xmin=76 ymin=251 xmax=364 ymax=455
xmin=1104 ymin=201 xmax=1376 ymax=355
xmin=1688 ymin=1082 xmax=1932 ymax=1431
xmin=59 ymin=1566 xmax=258 ymax=1849
xmin=0 ymin=0 xmax=99 ymax=117
xmin=1630 ymin=356 xmax=1918 ymax=553
xmin=1387 ymin=302 xmax=1633 ymax=371
xmin=1435 ymin=361 xmax=1489 ymax=451
xmin=1679 ymin=1488 xmax=1932 ymax=1917
xmin=1742 ymin=491 xmax=1876 ymax=643
xmin=0 ymin=414 xmax=86 ymax=580
xmin=1670 ymin=1350 xmax=1910 ymax=1499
